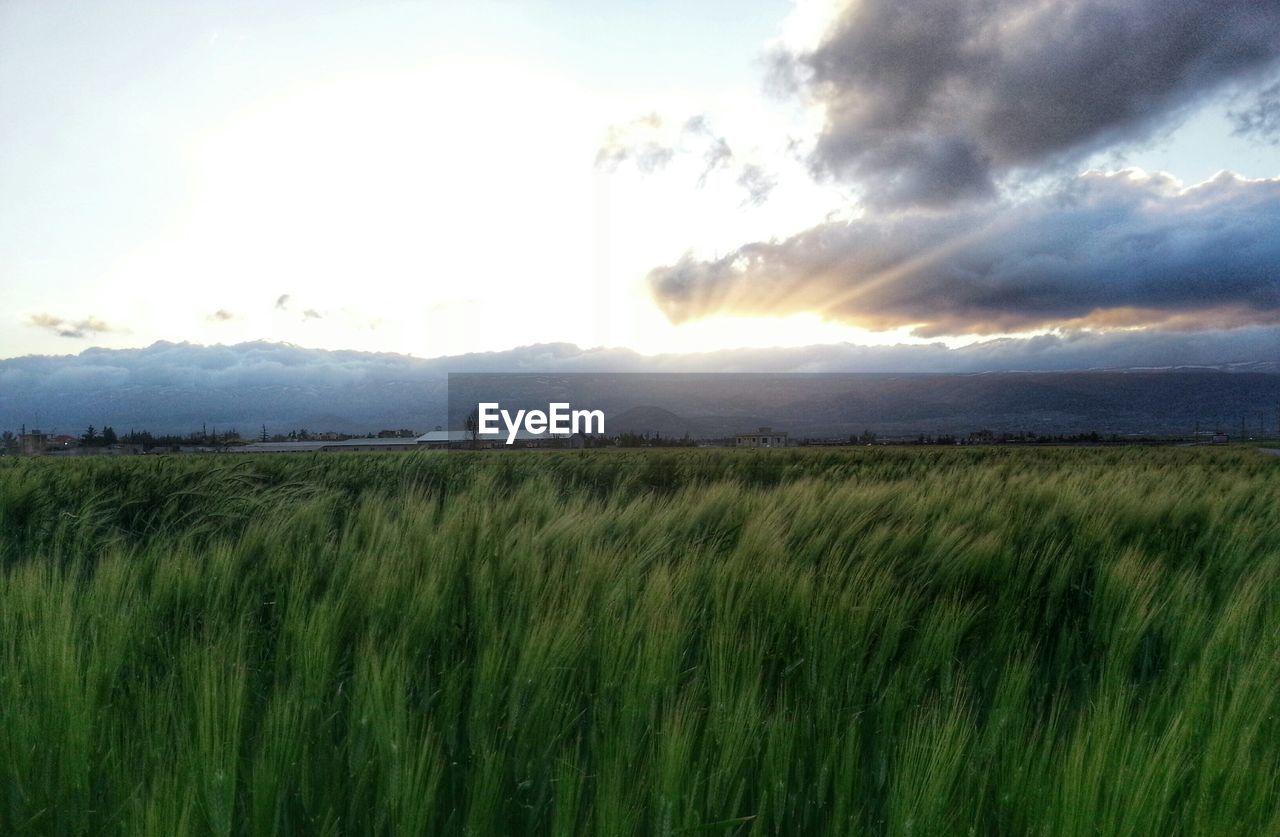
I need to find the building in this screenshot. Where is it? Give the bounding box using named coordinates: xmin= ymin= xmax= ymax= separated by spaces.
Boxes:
xmin=50 ymin=443 xmax=143 ymax=457
xmin=229 ymin=438 xmax=420 ymax=454
xmin=736 ymin=427 xmax=788 ymax=448
xmin=416 ymin=429 xmax=477 ymax=449
xmin=230 ymin=428 xmax=587 ymax=453
xmin=497 ymin=430 xmax=579 ymax=448
xmin=417 ymin=428 xmax=584 ymax=449
xmin=19 ymin=430 xmax=48 ymax=455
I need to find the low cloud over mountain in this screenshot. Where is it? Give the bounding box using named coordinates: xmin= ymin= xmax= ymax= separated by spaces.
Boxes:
xmin=1 ymin=337 xmax=1277 ymax=435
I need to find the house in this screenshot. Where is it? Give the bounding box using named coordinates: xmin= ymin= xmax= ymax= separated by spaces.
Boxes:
xmin=736 ymin=427 xmax=788 ymax=448
xmin=19 ymin=430 xmax=48 ymax=455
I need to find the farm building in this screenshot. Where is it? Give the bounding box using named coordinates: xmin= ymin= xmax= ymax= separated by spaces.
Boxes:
xmin=736 ymin=427 xmax=788 ymax=448
xmin=19 ymin=430 xmax=49 ymax=455
xmin=230 ymin=429 xmax=588 ymax=453
xmin=417 ymin=428 xmax=586 ymax=449
xmin=416 ymin=429 xmax=476 ymax=449
xmin=229 ymin=438 xmax=420 ymax=454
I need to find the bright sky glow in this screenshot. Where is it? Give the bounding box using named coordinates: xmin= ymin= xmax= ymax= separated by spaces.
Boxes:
xmin=1 ymin=0 xmax=1276 ymax=360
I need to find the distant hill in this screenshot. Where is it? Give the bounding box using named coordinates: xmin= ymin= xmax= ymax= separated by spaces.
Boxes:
xmin=1 ymin=340 xmax=1277 ymax=437
xmin=607 ymin=406 xmax=701 ymax=438
xmin=605 ymin=406 xmax=778 ymax=439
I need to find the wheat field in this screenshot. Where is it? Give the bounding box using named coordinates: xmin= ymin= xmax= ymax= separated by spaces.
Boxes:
xmin=1 ymin=447 xmax=1278 ymax=835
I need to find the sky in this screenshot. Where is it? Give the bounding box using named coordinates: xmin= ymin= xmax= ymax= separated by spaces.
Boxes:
xmin=2 ymin=0 xmax=1278 ymax=365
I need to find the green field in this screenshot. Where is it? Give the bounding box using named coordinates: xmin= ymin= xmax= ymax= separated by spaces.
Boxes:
xmin=1 ymin=448 xmax=1278 ymax=835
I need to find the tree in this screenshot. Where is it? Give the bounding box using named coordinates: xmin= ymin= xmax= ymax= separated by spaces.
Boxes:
xmin=260 ymin=425 xmax=269 ymax=442
xmin=465 ymin=409 xmax=479 ymax=449
xmin=83 ymin=425 xmax=97 ymax=445
xmin=102 ymin=426 xmax=117 ymax=445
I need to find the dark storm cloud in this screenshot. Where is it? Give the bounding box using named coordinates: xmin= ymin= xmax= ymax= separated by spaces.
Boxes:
xmin=1231 ymin=81 xmax=1280 ymax=144
xmin=28 ymin=313 xmax=118 ymax=339
xmin=779 ymin=0 xmax=1280 ymax=207
xmin=648 ymin=170 xmax=1280 ymax=336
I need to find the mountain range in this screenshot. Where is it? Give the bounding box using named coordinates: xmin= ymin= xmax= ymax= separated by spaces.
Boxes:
xmin=1 ymin=340 xmax=1277 ymax=438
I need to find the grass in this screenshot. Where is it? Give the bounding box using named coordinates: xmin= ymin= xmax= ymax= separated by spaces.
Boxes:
xmin=0 ymin=446 xmax=1278 ymax=835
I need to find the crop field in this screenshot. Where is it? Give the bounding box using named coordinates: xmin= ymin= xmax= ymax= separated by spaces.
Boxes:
xmin=1 ymin=447 xmax=1278 ymax=835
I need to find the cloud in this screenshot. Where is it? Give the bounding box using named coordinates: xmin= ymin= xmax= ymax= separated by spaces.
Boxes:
xmin=598 ymin=112 xmax=779 ymax=205
xmin=1231 ymin=80 xmax=1280 ymax=145
xmin=27 ymin=313 xmax=118 ymax=339
xmin=777 ymin=0 xmax=1280 ymax=207
xmin=28 ymin=314 xmax=65 ymax=331
xmin=737 ymin=164 xmax=778 ymax=206
xmin=207 ymin=309 xmax=235 ymax=322
xmin=648 ymin=170 xmax=1280 ymax=336
xmin=594 ymin=113 xmax=676 ymax=173
xmin=683 ymin=115 xmax=735 ymax=185
xmin=271 ymin=296 xmax=320 ymax=321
